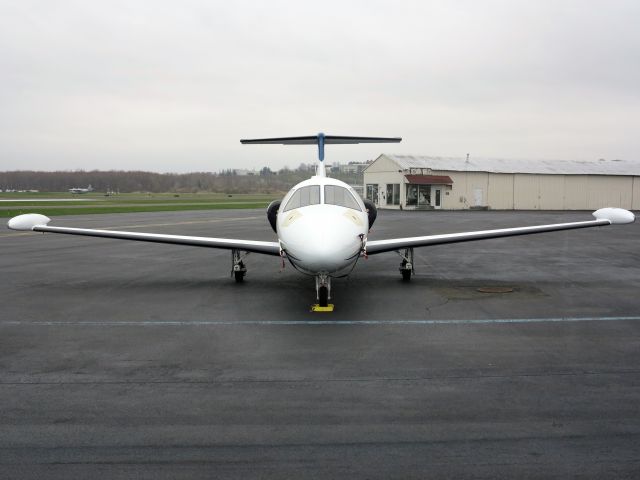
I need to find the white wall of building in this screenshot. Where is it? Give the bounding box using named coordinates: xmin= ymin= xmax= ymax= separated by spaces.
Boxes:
xmin=633 ymin=177 xmax=640 ymax=210
xmin=364 ymin=154 xmax=639 ymax=211
xmin=487 ymin=173 xmax=514 ymax=210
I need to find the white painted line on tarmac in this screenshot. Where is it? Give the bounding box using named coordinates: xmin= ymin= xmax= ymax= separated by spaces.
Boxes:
xmin=101 ymin=216 xmax=263 ymax=230
xmin=2 ymin=316 xmax=640 ymax=326
xmin=0 ymin=198 xmax=96 ymax=202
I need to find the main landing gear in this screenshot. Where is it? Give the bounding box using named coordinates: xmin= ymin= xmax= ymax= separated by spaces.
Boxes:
xmin=398 ymin=247 xmax=414 ymax=281
xmin=231 ymin=249 xmax=248 ymax=282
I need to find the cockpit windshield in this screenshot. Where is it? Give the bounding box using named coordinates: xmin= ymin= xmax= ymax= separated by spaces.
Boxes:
xmin=282 ymin=185 xmax=321 ymax=212
xmin=324 ymin=185 xmax=362 ymax=211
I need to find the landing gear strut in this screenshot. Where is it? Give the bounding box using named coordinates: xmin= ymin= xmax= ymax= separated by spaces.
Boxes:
xmin=398 ymin=247 xmax=414 ymax=281
xmin=231 ymin=249 xmax=248 ymax=283
xmin=315 ymin=274 xmax=331 ymax=307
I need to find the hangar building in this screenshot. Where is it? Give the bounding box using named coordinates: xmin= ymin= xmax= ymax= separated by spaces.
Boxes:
xmin=363 ymin=154 xmax=640 ymax=211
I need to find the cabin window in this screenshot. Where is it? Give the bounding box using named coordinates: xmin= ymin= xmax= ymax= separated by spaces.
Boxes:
xmin=324 ymin=185 xmax=361 ymax=211
xmin=282 ymin=185 xmax=321 ymax=212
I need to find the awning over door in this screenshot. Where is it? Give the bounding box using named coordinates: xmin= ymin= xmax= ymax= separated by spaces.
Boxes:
xmin=404 ymin=175 xmax=453 ymax=185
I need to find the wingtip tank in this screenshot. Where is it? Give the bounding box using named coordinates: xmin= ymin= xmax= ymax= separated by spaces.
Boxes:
xmin=592 ymin=208 xmax=635 ymax=225
xmin=7 ymin=213 xmax=51 ymax=231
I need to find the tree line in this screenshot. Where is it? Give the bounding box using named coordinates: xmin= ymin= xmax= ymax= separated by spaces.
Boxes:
xmin=0 ymin=166 xmax=363 ymax=194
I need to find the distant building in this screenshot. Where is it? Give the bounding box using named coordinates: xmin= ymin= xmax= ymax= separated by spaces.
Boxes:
xmin=340 ymin=163 xmax=368 ymax=174
xmin=364 ymin=154 xmax=640 ymax=210
xmin=350 ymin=184 xmax=364 ymax=198
xmin=232 ymin=169 xmax=258 ymax=176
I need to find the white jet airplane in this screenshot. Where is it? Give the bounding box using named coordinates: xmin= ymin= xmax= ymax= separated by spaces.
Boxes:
xmin=8 ymin=134 xmax=636 ymax=309
xmin=69 ymin=184 xmax=93 ymax=194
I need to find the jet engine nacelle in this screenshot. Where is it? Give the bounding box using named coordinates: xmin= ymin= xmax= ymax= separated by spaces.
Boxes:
xmin=363 ymin=199 xmax=377 ymax=230
xmin=266 ymin=200 xmax=281 ymax=233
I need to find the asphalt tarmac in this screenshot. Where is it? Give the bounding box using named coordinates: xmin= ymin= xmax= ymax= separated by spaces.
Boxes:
xmin=1 ymin=209 xmax=639 ymax=479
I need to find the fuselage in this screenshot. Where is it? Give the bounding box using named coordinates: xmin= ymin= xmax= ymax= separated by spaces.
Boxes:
xmin=277 ymin=176 xmax=368 ymax=276
xmin=69 ymin=185 xmax=92 ymax=194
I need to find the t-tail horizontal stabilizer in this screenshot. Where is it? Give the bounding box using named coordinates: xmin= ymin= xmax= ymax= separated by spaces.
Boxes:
xmin=240 ymin=133 xmax=401 ymax=174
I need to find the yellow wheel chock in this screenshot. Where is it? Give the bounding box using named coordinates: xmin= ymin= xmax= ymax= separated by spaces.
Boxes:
xmin=311 ymin=304 xmax=334 ymax=312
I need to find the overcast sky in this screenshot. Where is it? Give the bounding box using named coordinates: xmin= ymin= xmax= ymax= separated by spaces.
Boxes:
xmin=1 ymin=0 xmax=639 ymax=172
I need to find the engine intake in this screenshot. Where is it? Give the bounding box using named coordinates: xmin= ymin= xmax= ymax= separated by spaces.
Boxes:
xmin=266 ymin=200 xmax=281 ymax=233
xmin=363 ymin=199 xmax=377 ymax=230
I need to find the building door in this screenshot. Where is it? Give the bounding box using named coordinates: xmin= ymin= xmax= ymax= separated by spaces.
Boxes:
xmin=366 ymin=184 xmax=379 ymax=206
xmin=473 ymin=188 xmax=483 ymax=207
xmin=432 ymin=187 xmax=442 ymax=209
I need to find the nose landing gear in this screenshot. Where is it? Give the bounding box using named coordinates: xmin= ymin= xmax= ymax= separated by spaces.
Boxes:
xmin=312 ymin=274 xmax=334 ymax=312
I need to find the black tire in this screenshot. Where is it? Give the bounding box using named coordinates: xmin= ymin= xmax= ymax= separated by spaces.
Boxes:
xmin=234 ymin=271 xmax=245 ymax=283
xmin=401 ymin=270 xmax=411 ymax=281
xmin=318 ymin=286 xmax=329 ymax=307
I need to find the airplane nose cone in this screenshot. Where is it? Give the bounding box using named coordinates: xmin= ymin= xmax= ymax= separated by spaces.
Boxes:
xmin=279 ymin=206 xmax=366 ymax=273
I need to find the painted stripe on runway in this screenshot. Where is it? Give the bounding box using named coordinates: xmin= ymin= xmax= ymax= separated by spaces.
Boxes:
xmin=2 ymin=316 xmax=640 ymax=326
xmin=102 ymin=216 xmax=263 ymax=230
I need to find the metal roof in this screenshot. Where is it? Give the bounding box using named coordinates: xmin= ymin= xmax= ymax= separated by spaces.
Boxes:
xmin=379 ymin=154 xmax=640 ymax=176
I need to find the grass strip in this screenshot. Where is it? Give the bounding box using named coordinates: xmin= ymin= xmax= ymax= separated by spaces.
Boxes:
xmin=2 ymin=202 xmax=271 ymax=218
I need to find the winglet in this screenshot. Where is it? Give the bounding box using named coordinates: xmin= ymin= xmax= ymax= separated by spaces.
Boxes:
xmin=592 ymin=208 xmax=635 ymax=225
xmin=7 ymin=213 xmax=51 ymax=231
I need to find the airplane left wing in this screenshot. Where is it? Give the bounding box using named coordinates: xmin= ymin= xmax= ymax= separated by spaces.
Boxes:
xmin=7 ymin=214 xmax=281 ymax=256
xmin=365 ymin=208 xmax=635 ymax=255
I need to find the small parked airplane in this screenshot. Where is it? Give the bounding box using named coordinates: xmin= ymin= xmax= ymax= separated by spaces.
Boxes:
xmin=8 ymin=134 xmax=636 ymax=310
xmin=69 ymin=184 xmax=93 ymax=194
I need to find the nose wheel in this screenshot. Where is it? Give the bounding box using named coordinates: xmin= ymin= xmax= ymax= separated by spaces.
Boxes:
xmin=313 ymin=274 xmax=334 ymax=311
xmin=318 ymin=285 xmax=329 ymax=306
xmin=234 ymin=269 xmax=245 ymax=282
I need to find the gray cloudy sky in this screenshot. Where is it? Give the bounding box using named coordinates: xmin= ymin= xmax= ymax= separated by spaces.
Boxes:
xmin=1 ymin=0 xmax=639 ymax=172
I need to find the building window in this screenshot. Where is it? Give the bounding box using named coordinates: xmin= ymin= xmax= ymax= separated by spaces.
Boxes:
xmin=406 ymin=184 xmax=432 ymax=206
xmin=418 ymin=185 xmax=431 ymax=206
xmin=386 ymin=183 xmax=400 ymax=205
xmin=406 ymin=185 xmax=418 ymax=206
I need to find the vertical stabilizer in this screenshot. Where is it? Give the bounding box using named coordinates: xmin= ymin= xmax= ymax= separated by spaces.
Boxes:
xmin=316 ymin=133 xmax=326 ymax=177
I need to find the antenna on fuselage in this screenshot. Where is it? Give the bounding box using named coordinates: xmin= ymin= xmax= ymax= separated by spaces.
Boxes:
xmin=240 ymin=133 xmax=402 ymax=178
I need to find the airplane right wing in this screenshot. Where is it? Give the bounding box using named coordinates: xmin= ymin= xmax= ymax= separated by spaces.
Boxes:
xmin=7 ymin=214 xmax=281 ymax=256
xmin=365 ymin=208 xmax=635 ymax=255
